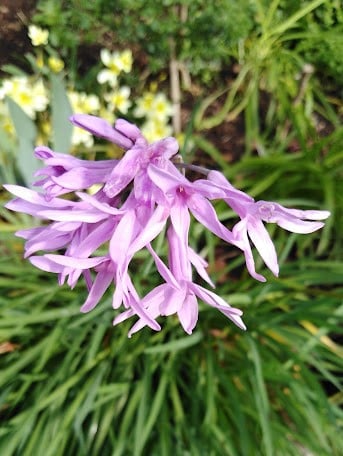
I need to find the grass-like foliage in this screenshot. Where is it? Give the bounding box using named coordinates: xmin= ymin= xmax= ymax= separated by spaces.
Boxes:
xmin=1 ymin=131 xmax=342 ymax=454
xmin=0 ymin=231 xmax=342 ymax=455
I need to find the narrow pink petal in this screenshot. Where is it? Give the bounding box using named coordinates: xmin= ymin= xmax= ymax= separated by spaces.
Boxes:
xmin=113 ymin=309 xmax=135 ymax=326
xmin=44 ymin=254 xmax=106 ymax=269
xmin=192 ymin=284 xmax=246 ymax=330
xmin=247 ymin=218 xmax=279 ymax=277
xmin=196 ymin=171 xmax=253 ymax=202
xmin=112 ymin=284 xmax=124 ymax=309
xmin=116 ymin=277 xmax=161 ymax=332
xmin=103 ymin=147 xmax=141 ymax=197
xmin=271 ymin=203 xmax=330 ymax=221
xmin=188 ymin=247 xmax=215 ymax=288
xmin=76 ymin=192 xmax=124 ymax=215
xmin=80 ymin=271 xmax=113 ymax=312
xmin=52 ymin=167 xmax=109 ymax=189
xmin=177 ymin=293 xmax=198 ymax=334
xmin=127 ymin=205 xmax=169 ymax=256
xmin=5 ymin=199 xmax=52 ymax=217
xmin=16 ymin=227 xmax=45 ymax=239
xmin=37 ymin=209 xmax=107 ymax=223
xmin=170 ymin=201 xmax=190 ymax=244
xmin=53 ymin=221 xmax=82 ymax=231
xmin=140 ymin=284 xmax=167 ymax=313
xmin=167 ymin=225 xmax=192 ymax=281
xmin=115 ymin=118 xmax=142 ymax=141
xmin=70 ymin=114 xmax=133 ymax=149
xmin=29 ymin=256 xmax=65 ymax=273
xmin=24 ymin=233 xmax=70 ymax=257
xmin=233 ymin=220 xmax=267 ymax=282
xmin=275 ymin=217 xmax=325 ymax=234
xmin=127 ymin=297 xmax=161 ymax=331
xmin=188 ymin=193 xmax=240 ymax=247
xmin=146 ymin=244 xmax=181 ymax=289
xmin=76 ymin=220 xmax=113 ymax=258
xmin=160 ymin=286 xmax=187 ymax=316
xmin=4 ymin=185 xmax=70 ymax=207
xmin=109 ymin=210 xmax=136 ymax=264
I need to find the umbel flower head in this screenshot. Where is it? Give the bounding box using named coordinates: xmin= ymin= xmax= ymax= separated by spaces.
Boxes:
xmin=5 ymin=114 xmax=330 ymax=337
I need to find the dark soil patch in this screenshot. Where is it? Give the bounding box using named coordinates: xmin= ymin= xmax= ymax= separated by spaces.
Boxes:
xmin=0 ymin=0 xmax=37 ymax=74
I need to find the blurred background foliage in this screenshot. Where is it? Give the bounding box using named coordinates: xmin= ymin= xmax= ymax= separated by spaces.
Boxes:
xmin=0 ymin=0 xmax=342 ymax=454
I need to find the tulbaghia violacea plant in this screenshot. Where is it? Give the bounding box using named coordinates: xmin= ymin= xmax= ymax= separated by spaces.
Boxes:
xmin=4 ymin=114 xmax=330 ymax=336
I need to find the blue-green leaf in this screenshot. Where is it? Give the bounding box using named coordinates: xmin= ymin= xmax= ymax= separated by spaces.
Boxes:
xmin=6 ymin=97 xmax=39 ymax=187
xmin=50 ymin=74 xmax=73 ymax=153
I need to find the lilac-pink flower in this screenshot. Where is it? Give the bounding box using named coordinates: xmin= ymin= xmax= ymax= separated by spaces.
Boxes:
xmin=71 ymin=113 xmax=179 ymax=203
xmin=206 ymin=170 xmax=330 ymax=281
xmin=147 ymin=164 xmax=242 ymax=249
xmin=4 ymin=113 xmax=330 ymax=338
xmin=70 ymin=114 xmax=141 ymax=149
xmin=34 ymin=146 xmax=118 ymax=200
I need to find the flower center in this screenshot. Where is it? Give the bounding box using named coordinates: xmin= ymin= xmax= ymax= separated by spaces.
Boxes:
xmin=256 ymin=201 xmax=275 ymax=221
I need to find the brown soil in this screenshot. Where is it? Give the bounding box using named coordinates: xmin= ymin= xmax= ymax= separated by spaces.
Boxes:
xmin=0 ymin=0 xmax=37 ymax=74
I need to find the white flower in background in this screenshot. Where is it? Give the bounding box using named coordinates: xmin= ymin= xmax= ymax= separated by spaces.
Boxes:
xmin=97 ymin=49 xmax=133 ymax=86
xmin=134 ymin=91 xmax=173 ymax=121
xmin=0 ymin=76 xmax=48 ymax=119
xmin=105 ymin=86 xmax=131 ymax=114
xmin=68 ymin=91 xmax=100 ymax=114
xmin=141 ymin=118 xmax=173 ymax=142
xmin=69 ymin=91 xmax=99 ymax=147
xmin=28 ymin=25 xmax=49 ymax=46
xmin=31 ymin=79 xmax=49 ymax=113
xmin=133 ymin=91 xmax=155 ymax=118
xmin=149 ymin=93 xmax=174 ymax=120
xmin=71 ymin=126 xmax=94 ymax=148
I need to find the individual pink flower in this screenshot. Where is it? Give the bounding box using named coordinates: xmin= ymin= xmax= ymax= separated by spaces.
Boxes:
xmin=205 ymin=170 xmax=330 ymax=281
xmin=34 ymin=146 xmax=118 ymax=200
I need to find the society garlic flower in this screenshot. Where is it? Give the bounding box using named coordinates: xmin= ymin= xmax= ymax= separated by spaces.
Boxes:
xmin=5 ymin=113 xmax=330 ymax=337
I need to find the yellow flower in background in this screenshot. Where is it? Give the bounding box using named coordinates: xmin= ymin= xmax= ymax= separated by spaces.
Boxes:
xmin=68 ymin=91 xmax=101 ymax=147
xmin=105 ymin=86 xmax=131 ymax=114
xmin=36 ymin=53 xmax=44 ymax=70
xmin=134 ymin=91 xmax=173 ymax=121
xmin=0 ymin=77 xmax=48 ymax=119
xmin=97 ymin=49 xmax=133 ymax=86
xmin=0 ymin=102 xmax=15 ymax=137
xmin=133 ymin=92 xmax=155 ymax=118
xmin=48 ymin=56 xmax=65 ymax=73
xmin=118 ymin=50 xmax=133 ymax=73
xmin=150 ymin=93 xmax=174 ymax=120
xmin=28 ymin=25 xmax=49 ymax=46
xmin=141 ymin=118 xmax=173 ymax=143
xmin=98 ymin=107 xmax=115 ymax=126
xmin=71 ymin=127 xmax=94 ymax=148
xmin=68 ymin=91 xmax=100 ymax=114
xmin=31 ymin=79 xmax=49 ymax=113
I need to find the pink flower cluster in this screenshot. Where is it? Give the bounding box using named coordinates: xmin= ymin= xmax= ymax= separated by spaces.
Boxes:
xmin=5 ymin=115 xmax=330 ymax=336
